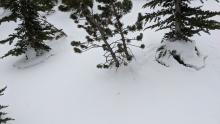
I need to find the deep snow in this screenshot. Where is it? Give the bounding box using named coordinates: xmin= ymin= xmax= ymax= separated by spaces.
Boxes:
xmin=0 ymin=1 xmax=220 ymax=124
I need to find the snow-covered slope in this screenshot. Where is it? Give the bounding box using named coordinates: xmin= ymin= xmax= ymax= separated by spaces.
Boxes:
xmin=1 ymin=1 xmax=220 ymax=124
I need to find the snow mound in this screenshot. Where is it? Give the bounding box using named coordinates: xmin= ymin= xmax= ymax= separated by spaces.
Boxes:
xmin=156 ymin=40 xmax=207 ymax=70
xmin=13 ymin=52 xmax=54 ymax=69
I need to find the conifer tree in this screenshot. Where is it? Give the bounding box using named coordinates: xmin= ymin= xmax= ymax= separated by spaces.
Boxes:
xmin=60 ymin=0 xmax=144 ymax=68
xmin=0 ymin=87 xmax=13 ymax=124
xmin=0 ymin=0 xmax=58 ymax=12
xmin=97 ymin=0 xmax=145 ymax=64
xmin=138 ymin=0 xmax=220 ymax=68
xmin=36 ymin=0 xmax=58 ymax=12
xmin=0 ymin=0 xmax=66 ymax=59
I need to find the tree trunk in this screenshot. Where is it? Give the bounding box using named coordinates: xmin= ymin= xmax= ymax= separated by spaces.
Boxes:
xmin=87 ymin=15 xmax=120 ymax=67
xmin=111 ymin=3 xmax=131 ymax=60
xmin=174 ymin=0 xmax=181 ymax=35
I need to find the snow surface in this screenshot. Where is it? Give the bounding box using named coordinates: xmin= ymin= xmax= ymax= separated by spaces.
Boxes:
xmin=0 ymin=1 xmax=220 ymax=124
xmin=155 ymin=40 xmax=207 ymax=70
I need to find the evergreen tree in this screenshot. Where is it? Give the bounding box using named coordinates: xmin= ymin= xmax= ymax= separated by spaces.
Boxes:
xmin=0 ymin=0 xmax=66 ymax=59
xmin=0 ymin=87 xmax=14 ymax=124
xmin=0 ymin=0 xmax=58 ymax=12
xmin=138 ymin=0 xmax=220 ymax=68
xmin=36 ymin=0 xmax=58 ymax=12
xmin=0 ymin=0 xmax=6 ymax=7
xmin=60 ymin=0 xmax=144 ymax=68
xmin=0 ymin=0 xmax=19 ymax=23
xmin=97 ymin=0 xmax=145 ymax=64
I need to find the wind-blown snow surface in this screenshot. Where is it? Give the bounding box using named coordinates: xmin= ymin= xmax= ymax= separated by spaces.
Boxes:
xmin=0 ymin=1 xmax=220 ymax=124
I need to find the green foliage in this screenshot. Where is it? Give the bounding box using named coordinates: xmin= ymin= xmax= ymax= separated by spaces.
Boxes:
xmin=139 ymin=0 xmax=220 ymax=41
xmin=97 ymin=0 xmax=145 ymax=62
xmin=0 ymin=0 xmax=66 ymax=59
xmin=60 ymin=0 xmax=144 ymax=68
xmin=0 ymin=0 xmax=58 ymax=12
xmin=0 ymin=0 xmax=20 ymax=24
xmin=0 ymin=87 xmax=14 ymax=124
xmin=0 ymin=0 xmax=7 ymax=8
xmin=59 ymin=0 xmax=93 ymax=12
xmin=36 ymin=0 xmax=58 ymax=12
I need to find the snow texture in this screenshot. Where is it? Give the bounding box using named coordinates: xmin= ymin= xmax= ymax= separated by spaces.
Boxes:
xmin=156 ymin=40 xmax=207 ymax=70
xmin=0 ymin=1 xmax=220 ymax=124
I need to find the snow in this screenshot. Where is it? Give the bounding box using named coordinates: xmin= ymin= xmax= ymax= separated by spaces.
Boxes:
xmin=155 ymin=40 xmax=207 ymax=70
xmin=0 ymin=8 xmax=11 ymax=19
xmin=0 ymin=1 xmax=220 ymax=124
